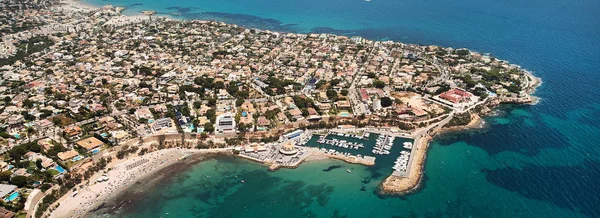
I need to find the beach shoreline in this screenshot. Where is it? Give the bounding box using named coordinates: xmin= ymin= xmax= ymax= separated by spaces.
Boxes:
xmin=46 ymin=0 xmax=543 ymax=206
xmin=50 ymin=148 xmax=232 ymax=218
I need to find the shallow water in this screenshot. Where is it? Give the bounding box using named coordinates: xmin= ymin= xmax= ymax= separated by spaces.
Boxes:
xmin=84 ymin=0 xmax=600 ymax=217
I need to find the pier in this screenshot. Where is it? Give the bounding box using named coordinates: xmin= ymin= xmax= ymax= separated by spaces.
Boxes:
xmin=308 ymin=147 xmax=376 ymax=166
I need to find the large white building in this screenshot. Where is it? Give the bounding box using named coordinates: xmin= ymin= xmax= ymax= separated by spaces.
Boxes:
xmin=216 ymin=113 xmax=236 ymax=133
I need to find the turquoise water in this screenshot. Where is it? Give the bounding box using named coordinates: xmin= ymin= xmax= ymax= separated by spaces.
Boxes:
xmin=55 ymin=165 xmax=66 ymax=173
xmin=5 ymin=192 xmax=19 ymax=202
xmin=83 ymin=0 xmax=600 ymax=217
xmin=73 ymin=155 xmax=83 ymax=161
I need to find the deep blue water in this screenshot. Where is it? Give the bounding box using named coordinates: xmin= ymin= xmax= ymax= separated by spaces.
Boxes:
xmin=84 ymin=0 xmax=600 ymax=217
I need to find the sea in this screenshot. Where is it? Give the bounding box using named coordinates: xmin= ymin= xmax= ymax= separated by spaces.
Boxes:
xmin=83 ymin=0 xmax=600 ymax=217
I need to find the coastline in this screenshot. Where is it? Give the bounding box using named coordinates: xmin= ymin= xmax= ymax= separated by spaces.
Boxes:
xmin=377 ymin=82 xmax=540 ymax=196
xmin=54 ymin=0 xmax=158 ymax=26
xmin=50 ymin=148 xmax=231 ymax=218
xmin=44 ymin=0 xmax=544 ymax=211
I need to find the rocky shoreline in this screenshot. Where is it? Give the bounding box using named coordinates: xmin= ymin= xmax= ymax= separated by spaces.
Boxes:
xmin=40 ymin=0 xmax=544 ymax=209
xmin=378 ymin=72 xmax=541 ymax=196
xmin=378 ymin=134 xmax=431 ymax=195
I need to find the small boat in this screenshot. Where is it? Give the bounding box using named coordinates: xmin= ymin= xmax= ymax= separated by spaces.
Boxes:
xmin=241 ymin=180 xmax=245 ymax=183
xmin=346 ymin=169 xmax=351 ymax=173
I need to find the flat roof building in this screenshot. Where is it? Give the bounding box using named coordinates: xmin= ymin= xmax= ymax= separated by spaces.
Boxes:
xmin=57 ymin=150 xmax=79 ymax=161
xmin=216 ymin=113 xmax=236 ymax=133
xmin=0 ymin=184 xmax=17 ymax=200
xmin=76 ymin=137 xmax=104 ymax=151
xmin=152 ymin=118 xmax=174 ymax=132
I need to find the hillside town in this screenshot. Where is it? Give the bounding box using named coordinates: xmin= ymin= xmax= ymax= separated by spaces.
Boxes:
xmin=0 ymin=0 xmax=539 ymax=217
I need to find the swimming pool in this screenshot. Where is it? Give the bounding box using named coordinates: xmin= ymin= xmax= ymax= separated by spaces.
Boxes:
xmin=72 ymin=155 xmax=83 ymax=161
xmin=92 ymin=149 xmax=100 ymax=154
xmin=339 ymin=111 xmax=350 ymax=117
xmin=4 ymin=192 xmax=19 ymax=202
xmin=100 ymin=133 xmax=108 ymax=137
xmin=55 ymin=165 xmax=66 ymax=174
xmin=13 ymin=134 xmax=20 ymax=139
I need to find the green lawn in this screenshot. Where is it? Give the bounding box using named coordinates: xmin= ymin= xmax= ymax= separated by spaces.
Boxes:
xmin=16 ymin=212 xmax=26 ymax=218
xmin=46 ymin=169 xmax=60 ymax=176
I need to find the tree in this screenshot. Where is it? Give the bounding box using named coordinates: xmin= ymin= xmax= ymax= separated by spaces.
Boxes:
xmin=0 ymin=171 xmax=11 ymax=182
xmin=235 ymin=98 xmax=244 ymax=107
xmin=315 ymin=80 xmax=326 ymax=89
xmin=237 ymin=90 xmax=249 ymax=99
xmin=29 ymin=143 xmax=41 ymax=153
xmin=214 ymin=81 xmax=225 ymax=90
xmin=193 ymin=101 xmax=202 ymax=109
xmin=22 ymin=99 xmax=34 ymax=108
xmin=330 ymin=79 xmax=341 ymax=87
xmin=227 ymin=85 xmax=239 ymax=96
xmin=204 ymin=122 xmax=214 ymax=133
xmin=507 ymin=83 xmax=520 ymax=93
xmin=456 ymin=49 xmax=470 ymax=57
xmin=26 ymin=127 xmax=36 ymax=137
xmin=373 ymin=80 xmax=386 ymax=89
xmin=22 ymin=112 xmax=35 ymax=121
xmin=238 ymin=123 xmax=249 ymax=132
xmin=181 ymin=104 xmax=191 ymax=117
xmin=0 ymin=132 xmax=11 ymax=139
xmin=40 ymin=184 xmax=52 ymax=192
xmin=52 ymin=117 xmax=62 ymax=126
xmin=340 ymin=89 xmax=349 ymax=96
xmin=206 ymin=109 xmax=216 ymax=123
xmin=10 ymin=175 xmax=28 ymax=187
xmin=381 ymin=97 xmax=393 ymax=107
xmin=326 ymin=89 xmax=337 ymax=100
xmin=207 ymin=99 xmax=217 ymax=107
xmin=36 ymin=159 xmax=43 ymax=169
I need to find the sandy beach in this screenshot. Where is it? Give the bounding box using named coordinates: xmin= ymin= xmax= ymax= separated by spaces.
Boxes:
xmin=54 ymin=0 xmax=159 ymax=27
xmin=54 ymin=0 xmax=97 ymax=12
xmin=50 ymin=148 xmax=231 ymax=218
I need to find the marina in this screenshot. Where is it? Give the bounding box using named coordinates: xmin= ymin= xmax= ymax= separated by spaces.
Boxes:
xmin=315 ymin=136 xmax=365 ymax=150
xmin=392 ymin=151 xmax=411 ymax=175
xmin=303 ymin=130 xmax=415 ymax=178
xmin=372 ymin=134 xmax=395 ymax=155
